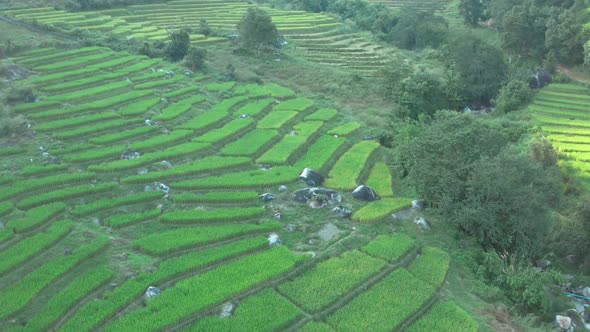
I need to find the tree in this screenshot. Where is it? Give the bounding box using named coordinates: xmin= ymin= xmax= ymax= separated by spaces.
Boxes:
xmin=459 ymin=0 xmax=489 ymax=26
xmin=237 ymin=8 xmax=278 ymax=56
xmin=393 ymin=70 xmax=449 ymax=119
xmin=447 ymin=32 xmax=507 ymax=105
xmin=545 ymin=9 xmax=586 ymax=65
xmin=183 ymin=46 xmax=206 ymax=71
xmin=166 ymin=28 xmax=191 ymax=61
xmin=385 ymin=8 xmax=448 ymax=50
xmin=199 ymin=19 xmax=211 ymax=37
xmin=499 ymin=2 xmax=550 ymax=58
xmin=492 ymin=79 xmax=532 ymax=113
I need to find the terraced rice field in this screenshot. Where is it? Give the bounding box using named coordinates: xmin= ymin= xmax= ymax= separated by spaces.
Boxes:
xmin=528 ymin=83 xmax=590 ymax=191
xmin=0 ymin=42 xmax=478 ymax=330
xmin=0 ymin=0 xmax=391 ymax=75
xmin=366 ymin=0 xmax=449 ymax=11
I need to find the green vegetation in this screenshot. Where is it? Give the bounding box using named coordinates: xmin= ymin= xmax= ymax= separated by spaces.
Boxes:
xmin=159 ymin=207 xmax=266 ymax=224
xmin=193 ymin=118 xmax=255 ymax=143
xmin=407 ymin=301 xmax=478 ymax=332
xmin=305 ymin=108 xmax=337 ymax=121
xmin=7 ymin=202 xmax=66 ymax=232
xmin=0 ymin=172 xmax=96 ymax=202
xmin=273 ymin=97 xmax=314 ymax=112
xmin=103 ymin=247 xmax=304 ymax=331
xmin=325 ymin=141 xmax=380 ymax=190
xmin=184 ymin=289 xmax=302 ymax=332
xmin=351 ymin=198 xmax=412 ymax=223
xmin=104 ymin=209 xmax=161 ymax=228
xmin=174 ymin=191 xmax=259 ymax=204
xmin=327 ymin=122 xmax=361 ymax=136
xmin=257 ymin=111 xmax=298 ymax=129
xmin=366 ymin=162 xmax=394 ymax=197
xmin=16 ymin=183 xmax=118 ymax=210
xmin=408 ymin=247 xmax=450 ymax=287
xmin=173 ymin=166 xmax=298 ymax=189
xmin=72 ymin=191 xmax=162 ymax=216
xmin=235 ymin=98 xmax=275 ymax=117
xmin=133 ymin=221 xmax=280 ymax=255
xmin=327 ymin=268 xmax=435 ymax=332
xmin=279 ymin=250 xmax=385 ymax=312
xmin=294 ymin=135 xmax=347 ymax=171
xmin=256 ymin=121 xmax=323 ymax=165
xmin=0 ymin=220 xmax=73 ymax=275
xmin=361 ymin=234 xmax=415 ymax=262
xmin=220 ymin=129 xmax=279 ymax=156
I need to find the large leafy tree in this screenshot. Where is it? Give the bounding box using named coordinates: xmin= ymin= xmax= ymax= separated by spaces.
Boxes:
xmin=459 ymin=0 xmax=489 ymax=26
xmin=166 ymin=28 xmax=191 ymax=62
xmin=237 ymin=8 xmax=278 ymax=57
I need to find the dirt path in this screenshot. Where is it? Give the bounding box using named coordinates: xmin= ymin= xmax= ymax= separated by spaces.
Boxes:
xmin=557 ymin=64 xmax=590 ymax=85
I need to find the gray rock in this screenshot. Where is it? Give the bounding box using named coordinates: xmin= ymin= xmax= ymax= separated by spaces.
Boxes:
xmin=318 ymin=223 xmax=342 ymax=241
xmin=121 ymin=147 xmax=141 ymax=160
xmin=332 ymin=206 xmax=352 ymax=218
xmin=145 ymin=286 xmax=161 ymax=300
xmin=278 ymin=185 xmax=288 ymax=192
xmin=259 ymin=193 xmax=275 ymax=202
xmin=536 ymin=259 xmax=551 ymax=270
xmin=160 ymin=160 xmax=173 ymax=169
xmin=414 ymin=217 xmax=431 ymax=231
xmin=286 ymin=224 xmax=295 ymax=232
xmin=239 ymin=114 xmax=249 ymax=119
xmin=273 ymin=212 xmax=282 ymax=220
xmin=137 ymin=168 xmax=148 ymax=175
xmin=293 ymin=188 xmax=341 ymax=205
xmin=268 ymin=233 xmax=281 ymax=246
xmin=411 ymin=199 xmax=425 ymax=209
xmin=583 ymin=287 xmax=590 ymax=298
xmin=352 ymin=185 xmax=379 ymax=201
xmin=157 ymin=183 xmax=170 ymax=193
xmin=220 ymin=302 xmax=235 ymax=318
xmin=300 ymin=168 xmax=324 ymax=186
xmin=289 ymin=130 xmax=298 ymax=136
xmin=145 ymin=119 xmax=154 ymax=126
xmin=64 ymin=247 xmax=72 ymax=255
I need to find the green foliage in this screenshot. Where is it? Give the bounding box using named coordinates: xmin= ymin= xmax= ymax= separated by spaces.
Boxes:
xmin=273 ymin=97 xmax=314 ymax=112
xmin=0 ymin=220 xmax=73 ymax=275
xmin=459 ymin=0 xmax=489 ymax=26
xmin=152 ymin=95 xmax=206 ymax=121
xmin=0 ymin=172 xmax=96 ymax=201
xmin=103 ymin=247 xmax=303 ymax=331
xmin=407 ymin=301 xmax=478 ymax=332
xmin=545 ymin=9 xmax=586 ymax=65
xmin=62 ymin=144 xmax=126 ymax=163
xmin=278 ymin=251 xmax=385 ymax=312
xmin=361 ymin=234 xmax=415 ymax=262
xmin=351 ymin=198 xmax=412 ymax=223
xmin=492 ymin=80 xmax=533 ymax=113
xmin=237 ymin=8 xmax=279 ymax=56
xmin=23 ymin=266 xmax=113 ymax=332
xmin=0 ymin=237 xmax=108 ymax=320
xmin=299 ymin=322 xmax=336 ymax=332
xmin=193 ymin=118 xmax=255 ymax=143
xmin=0 ymin=107 xmax=25 ymax=137
xmin=48 ymin=80 xmax=131 ymax=102
xmin=382 ymin=8 xmax=448 ymax=50
xmin=263 ymin=83 xmax=295 ymax=97
xmin=327 ymin=268 xmax=435 ymax=332
xmin=235 ymin=98 xmax=275 ymax=117
xmin=159 ymin=207 xmax=266 ymax=224
xmin=183 ymin=46 xmax=207 ymax=70
xmin=325 ymin=141 xmax=380 ymax=190
xmin=256 ymin=121 xmax=323 ymax=164
xmin=305 ymin=108 xmax=337 ymax=121
xmin=185 ymin=289 xmax=302 ymax=332
xmin=174 ymin=166 xmax=299 ymax=189
xmin=21 ymin=164 xmax=68 ymax=176
xmin=89 ymin=126 xmax=158 ymax=145
xmin=134 ymin=222 xmax=279 ymax=255
xmin=166 ymin=28 xmax=191 ymax=61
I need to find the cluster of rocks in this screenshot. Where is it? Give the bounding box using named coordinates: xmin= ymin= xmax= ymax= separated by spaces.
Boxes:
xmin=121 ymin=147 xmax=141 ymax=160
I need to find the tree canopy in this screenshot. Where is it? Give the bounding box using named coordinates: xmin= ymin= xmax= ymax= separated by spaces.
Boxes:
xmin=237 ymin=8 xmax=279 ymax=56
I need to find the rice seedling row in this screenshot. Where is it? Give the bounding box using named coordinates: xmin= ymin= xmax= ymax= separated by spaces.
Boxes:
xmin=0 ymin=172 xmax=95 ymax=202
xmin=42 ymin=71 xmax=129 ymax=93
xmin=360 ymin=233 xmax=415 ymax=262
xmin=173 ymin=166 xmax=299 ymax=189
xmin=532 ymin=113 xmax=590 ymax=128
xmin=6 ymin=202 xmax=66 ymax=233
xmin=326 ymin=268 xmax=435 ymax=332
xmin=256 ymin=121 xmax=324 ymax=165
xmin=206 ymin=81 xmax=236 ymax=92
xmin=293 ymin=135 xmax=347 ymax=172
xmin=0 ymin=202 xmax=13 ymax=218
xmin=0 ymin=220 xmax=73 ymax=275
xmin=278 ymin=250 xmax=386 ymax=312
xmin=163 ymin=85 xmax=202 ymax=99
xmin=351 ymin=197 xmax=413 ymax=223
xmin=152 ymin=95 xmax=206 ymax=121
xmin=33 ymin=52 xmax=115 ymax=72
xmin=273 ymin=97 xmax=314 ymax=112
xmin=541 ymin=125 xmax=590 ymax=136
xmin=299 ymin=321 xmax=336 ymax=332
xmin=122 ymin=156 xmax=251 ymax=184
xmin=89 ymin=141 xmax=210 ymax=173
xmin=234 ymin=98 xmax=275 ymax=117
xmin=406 ymin=301 xmax=478 ymax=332
xmin=135 ymin=75 xmax=184 ymax=89
xmin=184 ymin=289 xmax=302 ymax=332
xmin=61 ymin=237 xmax=268 ymax=331
xmin=102 ymin=246 xmax=303 ymax=332
xmin=133 ymin=221 xmax=280 ymax=255
xmin=72 ymin=191 xmax=162 ymax=216
xmin=220 ymin=129 xmax=280 ymax=157
xmin=325 ymin=141 xmax=380 ymax=190
xmin=548 ymin=134 xmax=590 ymax=144
xmin=18 ymin=47 xmax=104 ymax=66
xmin=553 ymin=142 xmax=590 ymax=152
xmin=159 ymin=206 xmax=266 ymax=224
xmin=209 ymin=96 xmax=249 ymax=113
xmin=89 ymin=126 xmax=158 ymax=145
xmin=53 ymin=119 xmax=137 ymax=140
xmin=20 ymin=164 xmax=68 ymax=176
xmin=365 ymin=162 xmax=394 ymax=197
xmin=35 ymin=112 xmax=120 ymax=132
xmin=408 ymin=247 xmax=450 ymax=287
xmin=233 ymin=84 xmax=271 ymax=98
xmin=178 ymin=110 xmax=229 ymax=131
xmin=0 ymin=237 xmax=108 ymax=320
xmin=305 ymin=108 xmax=338 ymax=121
xmin=257 ymin=111 xmax=299 ymax=129
xmin=16 ymin=182 xmax=118 ymax=210
xmin=328 ymin=122 xmax=361 ymax=136
xmin=193 ymin=118 xmax=255 ymax=144
xmin=104 ymin=209 xmax=162 ymax=228
xmin=173 ymin=191 xmax=260 ymax=204
xmin=22 ymin=266 xmax=113 ymax=332
xmin=0 ymin=147 xmax=26 ymax=157
xmin=48 ymin=80 xmax=131 ymax=103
